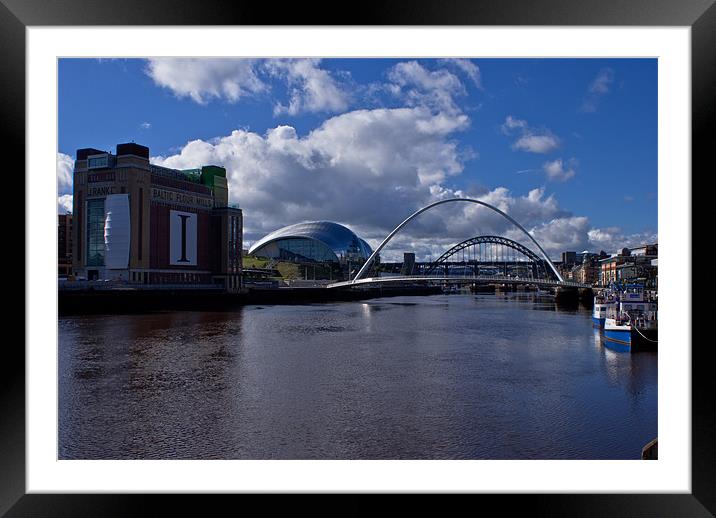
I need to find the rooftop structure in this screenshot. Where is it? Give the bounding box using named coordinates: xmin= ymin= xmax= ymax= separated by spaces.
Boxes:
xmin=249 ymin=221 xmax=373 ymax=265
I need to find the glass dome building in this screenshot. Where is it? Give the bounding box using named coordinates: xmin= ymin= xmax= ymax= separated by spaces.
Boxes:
xmin=248 ymin=221 xmax=373 ymax=265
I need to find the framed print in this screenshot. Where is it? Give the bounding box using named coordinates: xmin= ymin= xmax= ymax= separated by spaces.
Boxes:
xmin=4 ymin=0 xmax=711 ymax=514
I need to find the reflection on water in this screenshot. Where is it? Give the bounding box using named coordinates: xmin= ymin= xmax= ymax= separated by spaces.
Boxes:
xmin=59 ymin=294 xmax=657 ymax=459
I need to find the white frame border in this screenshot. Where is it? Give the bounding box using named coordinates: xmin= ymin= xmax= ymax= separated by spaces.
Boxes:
xmin=27 ymin=26 xmax=690 ymax=493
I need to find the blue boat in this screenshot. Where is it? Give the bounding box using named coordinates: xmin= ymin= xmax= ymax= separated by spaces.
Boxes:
xmin=603 ymin=285 xmax=658 ymax=351
xmin=592 ymin=291 xmax=615 ymax=328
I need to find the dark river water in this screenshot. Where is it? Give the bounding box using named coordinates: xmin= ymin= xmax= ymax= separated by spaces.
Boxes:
xmin=58 ymin=293 xmax=657 ymax=459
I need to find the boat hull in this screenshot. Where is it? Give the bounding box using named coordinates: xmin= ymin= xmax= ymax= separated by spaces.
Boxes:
xmin=604 ymin=325 xmax=658 ymax=351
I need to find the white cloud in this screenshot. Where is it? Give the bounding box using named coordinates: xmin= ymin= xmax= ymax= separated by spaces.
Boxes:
xmin=57 ymin=152 xmax=74 ymax=194
xmin=513 ymin=134 xmax=561 ymax=154
xmin=386 ymin=61 xmax=467 ymax=114
xmin=438 ymin=58 xmax=482 ymax=89
xmin=501 ymin=115 xmax=560 ymax=154
xmin=145 ymin=58 xmax=352 ymax=116
xmin=151 ymin=107 xmax=470 ymax=247
xmin=542 ymin=158 xmax=576 ymax=182
xmin=58 ymin=194 xmax=73 ymax=214
xmin=588 ymin=227 xmax=657 ymax=252
xmin=501 ymin=115 xmax=528 ymax=133
xmin=526 ymin=216 xmax=590 ymax=252
xmin=140 ymin=121 xmax=151 ymax=129
xmin=145 ymin=58 xmax=268 ymax=104
xmin=264 ymin=59 xmax=351 ymax=116
xmin=153 ymin=107 xmax=646 ymax=261
xmin=580 ymin=68 xmax=614 ymax=112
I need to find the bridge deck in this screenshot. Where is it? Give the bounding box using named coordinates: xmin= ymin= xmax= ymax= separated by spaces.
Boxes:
xmin=327 ymin=275 xmax=591 ymax=289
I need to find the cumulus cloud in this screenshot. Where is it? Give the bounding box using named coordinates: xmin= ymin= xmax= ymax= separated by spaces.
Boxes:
xmin=58 ymin=194 xmax=73 ymax=214
xmin=501 ymin=115 xmax=560 ymax=154
xmin=386 ymin=61 xmax=468 ymax=114
xmin=140 ymin=121 xmax=151 ymax=129
xmin=145 ymin=58 xmax=351 ymax=116
xmin=263 ymin=59 xmax=351 ymax=116
xmin=438 ymin=58 xmax=482 ymax=89
xmin=542 ymin=158 xmax=576 ymax=182
xmin=501 ymin=115 xmax=528 ymax=132
xmin=587 ymin=227 xmax=657 ymax=252
xmin=580 ymin=68 xmax=614 ymax=112
xmin=526 ymin=216 xmax=590 ymax=252
xmin=146 ymin=58 xmax=268 ymax=104
xmin=513 ymin=134 xmax=561 ymax=154
xmin=57 ymin=152 xmax=74 ymax=194
xmin=152 ymin=107 xmax=470 ymax=248
xmin=145 ymin=58 xmax=482 ymax=118
xmin=151 ymin=105 xmax=642 ymax=260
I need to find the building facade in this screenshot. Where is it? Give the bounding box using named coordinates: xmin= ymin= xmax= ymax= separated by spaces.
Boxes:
xmin=71 ymin=143 xmax=242 ymax=290
xmin=58 ymin=214 xmax=72 ymax=276
xmin=598 ymin=244 xmax=657 ymax=287
xmin=248 ymin=221 xmax=373 ymax=281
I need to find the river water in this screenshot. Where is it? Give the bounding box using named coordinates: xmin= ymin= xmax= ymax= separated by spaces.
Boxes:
xmin=58 ymin=293 xmax=657 ymax=459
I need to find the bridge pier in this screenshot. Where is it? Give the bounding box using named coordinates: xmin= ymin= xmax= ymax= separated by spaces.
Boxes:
xmin=555 ymin=286 xmax=579 ymax=306
xmin=578 ymin=287 xmax=594 ymax=307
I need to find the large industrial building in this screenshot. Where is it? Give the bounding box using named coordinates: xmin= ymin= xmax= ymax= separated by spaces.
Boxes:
xmin=71 ymin=142 xmax=242 ymax=291
xmin=248 ymin=221 xmax=373 ymax=280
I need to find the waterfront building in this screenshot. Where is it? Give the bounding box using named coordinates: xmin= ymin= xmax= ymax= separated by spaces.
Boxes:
xmin=248 ymin=221 xmax=373 ymax=281
xmin=571 ymin=258 xmax=599 ymax=285
xmin=598 ymin=243 xmax=657 ymax=287
xmin=71 ymin=142 xmax=242 ymax=291
xmin=58 ymin=214 xmax=72 ymax=276
xmin=630 ymin=243 xmax=658 ymax=256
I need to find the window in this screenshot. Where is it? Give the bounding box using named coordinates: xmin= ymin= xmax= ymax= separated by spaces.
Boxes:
xmin=86 ymin=198 xmax=105 ymax=266
xmin=87 ymin=154 xmax=109 ymax=169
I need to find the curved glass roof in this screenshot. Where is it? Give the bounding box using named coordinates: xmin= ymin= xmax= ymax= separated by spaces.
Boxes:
xmin=248 ymin=221 xmax=373 ymax=260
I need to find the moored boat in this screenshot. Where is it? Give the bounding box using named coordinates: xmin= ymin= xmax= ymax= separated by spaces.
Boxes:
xmin=592 ymin=290 xmax=615 ymax=328
xmin=602 ymin=285 xmax=657 ymax=351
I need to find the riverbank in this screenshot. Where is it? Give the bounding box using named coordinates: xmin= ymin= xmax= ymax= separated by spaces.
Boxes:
xmin=57 ymin=285 xmax=443 ymax=315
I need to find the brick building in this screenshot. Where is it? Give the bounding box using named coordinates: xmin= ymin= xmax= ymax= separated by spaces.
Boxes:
xmin=598 ymin=244 xmax=657 ymax=287
xmin=71 ymin=142 xmax=242 ymax=291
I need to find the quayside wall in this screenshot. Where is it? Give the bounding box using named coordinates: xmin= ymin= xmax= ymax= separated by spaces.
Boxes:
xmin=58 ymin=285 xmax=443 ymax=316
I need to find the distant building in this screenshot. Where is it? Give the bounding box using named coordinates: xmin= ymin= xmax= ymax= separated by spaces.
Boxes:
xmin=598 ymin=243 xmax=657 ymax=287
xmin=561 ymin=251 xmax=577 ymax=265
xmin=248 ymin=221 xmax=372 ymax=281
xmin=571 ymin=259 xmax=599 ymax=285
xmin=630 ymin=243 xmax=658 ymax=256
xmin=71 ymin=142 xmax=242 ymax=291
xmin=58 ymin=214 xmax=72 ymax=276
xmin=400 ymin=252 xmax=416 ymax=275
xmin=557 ymin=251 xmax=578 ymax=280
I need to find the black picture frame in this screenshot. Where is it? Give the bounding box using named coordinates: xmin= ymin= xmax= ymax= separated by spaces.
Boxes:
xmin=4 ymin=0 xmax=710 ymax=514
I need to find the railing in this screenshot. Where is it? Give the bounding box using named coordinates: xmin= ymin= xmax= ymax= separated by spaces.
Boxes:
xmin=282 ymin=279 xmax=334 ymax=288
xmin=328 ymin=274 xmax=592 ymax=289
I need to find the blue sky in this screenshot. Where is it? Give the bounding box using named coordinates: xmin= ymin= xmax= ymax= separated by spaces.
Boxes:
xmin=57 ymin=58 xmax=657 ymax=259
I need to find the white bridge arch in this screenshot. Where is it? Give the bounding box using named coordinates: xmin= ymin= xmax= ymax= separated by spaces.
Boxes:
xmin=352 ymin=197 xmax=564 ymax=284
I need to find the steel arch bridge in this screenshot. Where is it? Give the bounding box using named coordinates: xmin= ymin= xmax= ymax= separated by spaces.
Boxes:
xmin=327 ymin=197 xmax=591 ymax=289
xmin=421 ymin=235 xmax=549 ymax=277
